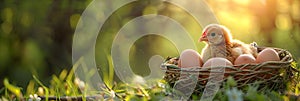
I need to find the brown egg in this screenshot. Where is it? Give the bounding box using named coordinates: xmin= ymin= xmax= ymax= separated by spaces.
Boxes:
xmin=256 ymin=48 xmax=280 ymax=79
xmin=178 ymin=49 xmax=203 ymax=68
xmin=202 ymin=57 xmax=233 ymax=67
xmin=233 ymin=54 xmax=256 ymax=80
xmin=256 ymin=48 xmax=280 ymax=63
xmin=234 ymin=54 xmax=256 ymax=65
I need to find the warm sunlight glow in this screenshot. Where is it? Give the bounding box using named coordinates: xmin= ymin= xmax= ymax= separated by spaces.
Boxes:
xmin=233 ymin=0 xmax=250 ymax=6
xmin=216 ymin=10 xmax=259 ymax=42
xmin=275 ymin=14 xmax=292 ymax=30
xmin=291 ymin=0 xmax=300 ymax=20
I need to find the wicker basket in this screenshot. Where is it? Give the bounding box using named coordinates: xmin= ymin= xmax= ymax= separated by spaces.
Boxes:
xmin=161 ymin=47 xmax=297 ymax=93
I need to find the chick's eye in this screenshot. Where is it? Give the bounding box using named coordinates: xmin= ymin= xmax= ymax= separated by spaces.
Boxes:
xmin=211 ymin=33 xmax=216 ymax=36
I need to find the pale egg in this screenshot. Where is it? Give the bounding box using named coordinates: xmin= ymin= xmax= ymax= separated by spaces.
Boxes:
xmin=202 ymin=57 xmax=233 ymax=67
xmin=202 ymin=57 xmax=233 ymax=78
xmin=178 ymin=49 xmax=203 ymax=68
xmin=234 ymin=54 xmax=256 ymax=65
xmin=256 ymin=48 xmax=280 ymax=63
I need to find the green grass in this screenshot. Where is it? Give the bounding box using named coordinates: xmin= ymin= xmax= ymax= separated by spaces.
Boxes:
xmin=1 ymin=65 xmax=299 ymax=101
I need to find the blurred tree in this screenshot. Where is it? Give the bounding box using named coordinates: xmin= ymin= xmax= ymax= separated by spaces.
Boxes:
xmin=250 ymin=0 xmax=277 ymax=45
xmin=290 ymin=0 xmax=300 ymax=48
xmin=0 ymin=0 xmax=91 ymax=88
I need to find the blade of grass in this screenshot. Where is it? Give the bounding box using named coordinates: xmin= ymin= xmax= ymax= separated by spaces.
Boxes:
xmin=52 ymin=75 xmax=62 ymax=86
xmin=5 ymin=88 xmax=8 ymax=99
xmin=296 ymin=83 xmax=299 ymax=95
xmin=67 ymin=68 xmax=74 ymax=81
xmin=66 ymin=68 xmax=79 ymax=96
xmin=106 ymin=54 xmax=114 ymax=88
xmin=59 ymin=69 xmax=68 ymax=81
xmin=26 ymin=80 xmax=35 ymax=96
xmin=33 ymin=75 xmax=49 ymax=101
xmin=3 ymin=78 xmax=23 ymax=99
xmin=66 ymin=80 xmax=78 ymax=96
xmin=51 ymin=75 xmax=64 ymax=95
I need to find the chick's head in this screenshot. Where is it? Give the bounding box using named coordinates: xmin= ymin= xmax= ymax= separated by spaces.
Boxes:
xmin=199 ymin=24 xmax=232 ymax=46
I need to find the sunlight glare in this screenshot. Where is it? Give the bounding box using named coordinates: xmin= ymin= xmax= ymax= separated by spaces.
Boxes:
xmin=275 ymin=14 xmax=292 ymax=30
xmin=291 ymin=0 xmax=300 ymax=20
xmin=233 ymin=0 xmax=249 ymax=6
xmin=260 ymin=0 xmax=266 ymax=5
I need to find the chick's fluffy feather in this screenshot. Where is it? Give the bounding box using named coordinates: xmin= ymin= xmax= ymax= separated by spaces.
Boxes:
xmin=200 ymin=24 xmax=258 ymax=63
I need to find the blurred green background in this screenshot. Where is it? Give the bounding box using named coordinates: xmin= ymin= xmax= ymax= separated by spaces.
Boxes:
xmin=1 ymin=0 xmax=300 ymax=89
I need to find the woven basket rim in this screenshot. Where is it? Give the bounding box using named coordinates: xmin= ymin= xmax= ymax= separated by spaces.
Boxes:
xmin=161 ymin=47 xmax=293 ymax=70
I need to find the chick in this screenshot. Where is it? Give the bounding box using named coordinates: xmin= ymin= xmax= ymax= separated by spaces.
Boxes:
xmin=199 ymin=24 xmax=258 ymax=63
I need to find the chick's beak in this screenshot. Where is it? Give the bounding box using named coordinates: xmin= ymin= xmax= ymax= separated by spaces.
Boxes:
xmin=199 ymin=36 xmax=208 ymax=42
xmin=199 ymin=31 xmax=208 ymax=42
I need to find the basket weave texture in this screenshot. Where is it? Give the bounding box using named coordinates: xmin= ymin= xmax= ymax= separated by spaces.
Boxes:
xmin=161 ymin=47 xmax=296 ymax=93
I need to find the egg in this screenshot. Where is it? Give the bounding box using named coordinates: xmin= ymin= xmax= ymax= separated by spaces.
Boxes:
xmin=234 ymin=54 xmax=256 ymax=65
xmin=202 ymin=57 xmax=233 ymax=67
xmin=178 ymin=49 xmax=203 ymax=68
xmin=233 ymin=54 xmax=257 ymax=81
xmin=255 ymin=48 xmax=280 ymax=79
xmin=201 ymin=57 xmax=233 ymax=78
xmin=233 ymin=54 xmax=256 ymax=79
xmin=256 ymin=48 xmax=280 ymax=63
